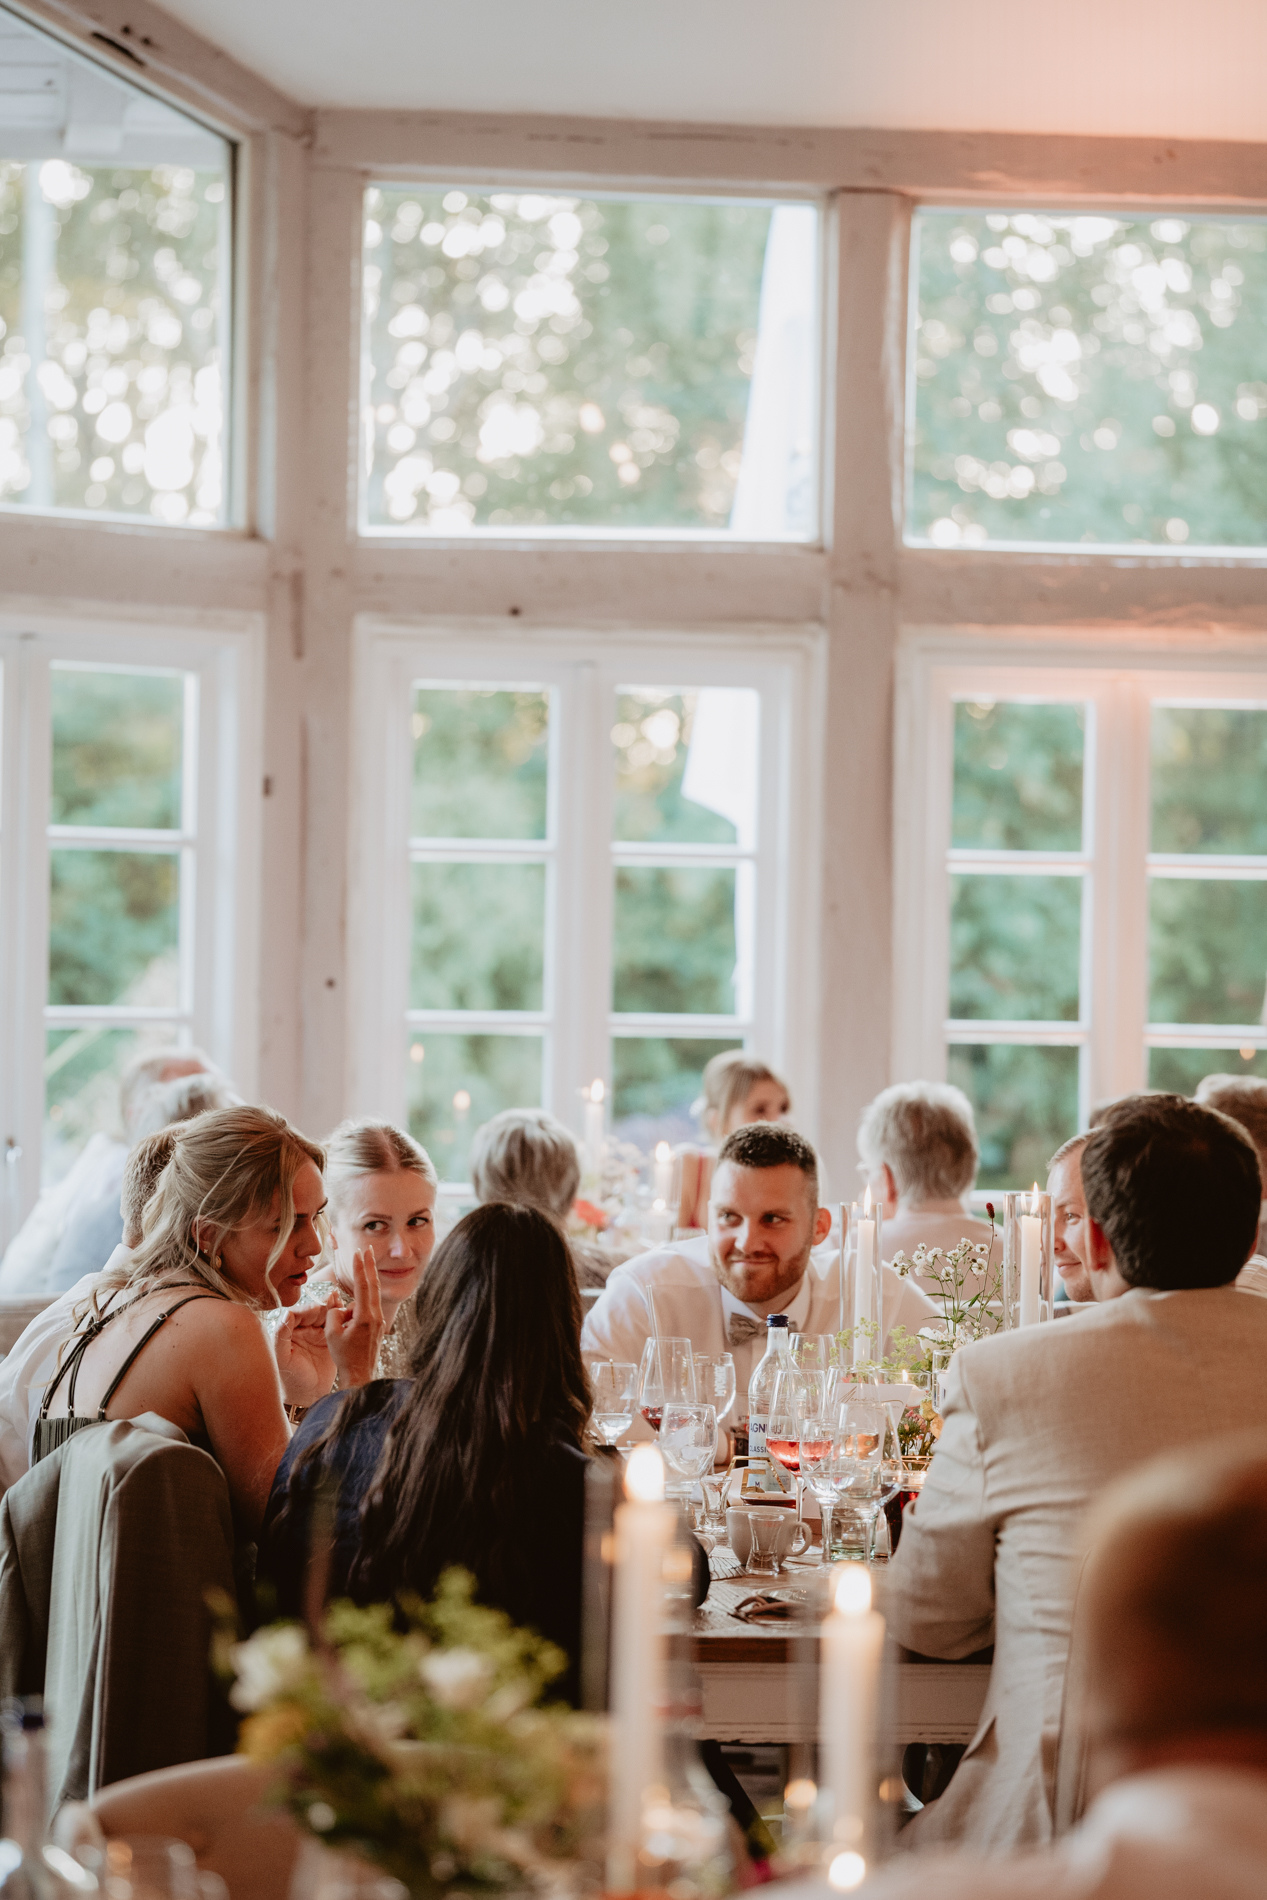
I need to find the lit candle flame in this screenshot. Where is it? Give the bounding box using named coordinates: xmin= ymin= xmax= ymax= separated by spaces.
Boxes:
xmin=625 ymin=1444 xmax=664 ymax=1503
xmin=828 ymin=1851 xmax=867 ymax=1892
xmin=652 ymin=1197 xmax=666 ymax=1214
xmin=591 ymin=1078 xmax=605 ymax=1104
xmin=655 ymin=1140 xmax=671 ymax=1162
xmin=863 ymin=1184 xmax=872 ymax=1217
xmin=833 ymin=1563 xmax=872 ymax=1615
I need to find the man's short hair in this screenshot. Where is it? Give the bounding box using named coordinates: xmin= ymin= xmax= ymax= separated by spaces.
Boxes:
xmin=1080 ymin=1094 xmax=1261 ymax=1289
xmin=121 ymin=1130 xmax=178 ymax=1242
xmin=857 ymin=1081 xmax=978 ymax=1202
xmin=470 ymin=1108 xmax=581 ymax=1223
xmin=1048 ymin=1132 xmax=1089 ymax=1172
xmin=1195 ymin=1075 xmax=1267 ymax=1183
xmin=717 ymin=1123 xmax=819 ymax=1204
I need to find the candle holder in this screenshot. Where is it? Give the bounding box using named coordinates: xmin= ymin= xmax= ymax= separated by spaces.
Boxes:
xmin=1003 ymin=1187 xmax=1053 ymax=1328
xmin=1000 ymin=1191 xmax=1019 ymax=1330
xmin=843 ymin=1196 xmax=884 ymax=1371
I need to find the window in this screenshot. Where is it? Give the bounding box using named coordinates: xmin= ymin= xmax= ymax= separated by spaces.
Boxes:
xmin=361 ymin=188 xmax=819 ymax=539
xmin=0 ymin=6 xmax=231 ymax=526
xmin=0 ymin=620 xmax=260 ymax=1247
xmin=350 ymin=627 xmax=822 ymax=1182
xmin=908 ymin=208 xmax=1267 ymax=550
xmin=894 ymin=642 xmax=1267 ymax=1188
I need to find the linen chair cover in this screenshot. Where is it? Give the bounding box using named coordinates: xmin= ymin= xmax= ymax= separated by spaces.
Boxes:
xmin=0 ymin=1416 xmax=237 ymax=1813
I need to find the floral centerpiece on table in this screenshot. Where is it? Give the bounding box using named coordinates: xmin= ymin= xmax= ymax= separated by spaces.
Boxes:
xmin=569 ymin=1139 xmax=647 ymax=1249
xmin=833 ymin=1319 xmax=943 ymax=1457
xmin=890 ymin=1203 xmax=1002 ymax=1343
xmin=225 ymin=1570 xmax=606 ymax=1900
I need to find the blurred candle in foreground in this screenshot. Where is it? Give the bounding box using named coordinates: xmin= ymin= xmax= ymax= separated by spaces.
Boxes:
xmin=647 ymin=1198 xmax=672 ymax=1245
xmin=821 ymin=1562 xmax=885 ymax=1885
xmin=583 ymin=1078 xmax=606 ymax=1179
xmin=608 ymin=1445 xmax=673 ymax=1893
xmin=653 ymin=1140 xmax=673 ymax=1204
xmin=1020 ymin=1184 xmax=1042 ymax=1326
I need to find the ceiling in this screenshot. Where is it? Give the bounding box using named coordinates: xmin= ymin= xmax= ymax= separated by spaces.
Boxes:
xmin=147 ymin=0 xmax=1267 ymax=142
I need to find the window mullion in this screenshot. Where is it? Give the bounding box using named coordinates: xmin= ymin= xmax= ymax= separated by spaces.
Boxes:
xmin=1092 ymin=678 xmax=1151 ymax=1104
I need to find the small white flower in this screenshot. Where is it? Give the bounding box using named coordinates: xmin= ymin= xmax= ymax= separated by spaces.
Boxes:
xmin=420 ymin=1646 xmax=493 ymax=1711
xmin=230 ymin=1624 xmax=311 ymax=1711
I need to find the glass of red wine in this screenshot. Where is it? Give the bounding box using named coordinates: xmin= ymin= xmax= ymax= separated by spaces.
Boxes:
xmin=637 ymin=1337 xmax=697 ymax=1434
xmin=767 ymin=1368 xmax=831 ymax=1556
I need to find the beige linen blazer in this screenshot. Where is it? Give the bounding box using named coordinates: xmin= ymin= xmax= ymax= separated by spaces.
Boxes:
xmin=886 ymin=1286 xmax=1267 ymax=1856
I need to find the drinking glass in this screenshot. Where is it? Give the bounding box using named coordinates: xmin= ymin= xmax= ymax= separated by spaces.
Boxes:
xmin=588 ymin=1360 xmax=638 ymax=1446
xmin=693 ymin=1352 xmax=737 ymax=1426
xmin=792 ymin=1333 xmax=840 ymax=1373
xmin=744 ymin=1510 xmax=787 ymax=1578
xmin=833 ymin=1400 xmax=885 ymax=1563
xmin=767 ymin=1368 xmax=830 ymax=1557
xmin=104 ymin=1840 xmax=199 ymax=1900
xmin=805 ymin=1432 xmax=853 ymax=1565
xmin=660 ymin=1401 xmax=717 ymax=1498
xmin=871 ymin=1412 xmax=907 ymax=1564
xmin=638 ymin=1336 xmax=697 ymax=1433
xmin=697 ymin=1473 xmax=729 ymax=1536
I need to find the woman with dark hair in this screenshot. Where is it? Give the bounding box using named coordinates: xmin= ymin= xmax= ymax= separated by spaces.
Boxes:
xmin=259 ymin=1201 xmax=592 ymax=1693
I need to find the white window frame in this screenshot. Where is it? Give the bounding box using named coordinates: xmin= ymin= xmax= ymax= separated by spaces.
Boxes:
xmin=894 ymin=629 xmax=1267 ymax=1152
xmin=0 ymin=607 xmax=263 ymax=1247
xmin=347 ymin=616 xmax=825 ymax=1174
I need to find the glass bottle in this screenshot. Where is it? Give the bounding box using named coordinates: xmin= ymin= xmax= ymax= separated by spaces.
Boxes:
xmin=739 ymin=1315 xmax=794 ymax=1500
xmin=0 ymin=1701 xmax=96 ymax=1900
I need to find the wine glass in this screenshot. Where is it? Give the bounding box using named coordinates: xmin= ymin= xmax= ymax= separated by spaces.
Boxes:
xmin=693 ymin=1352 xmax=737 ymax=1457
xmin=766 ymin=1368 xmax=828 ymax=1557
xmin=835 ymin=1399 xmax=885 ymax=1563
xmin=805 ymin=1429 xmax=853 ymax=1565
xmin=792 ymin=1333 xmax=839 ymax=1373
xmin=659 ymin=1402 xmax=717 ymax=1500
xmin=638 ymin=1336 xmax=697 ymax=1433
xmin=588 ymin=1360 xmax=638 ymax=1447
xmin=872 ymin=1410 xmax=907 ymax=1564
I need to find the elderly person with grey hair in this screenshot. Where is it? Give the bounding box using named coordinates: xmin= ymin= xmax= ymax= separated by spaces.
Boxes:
xmin=469 ymin=1107 xmax=611 ymax=1288
xmin=858 ymin=1080 xmax=994 ymax=1295
xmin=1196 ymin=1074 xmax=1267 ymax=1279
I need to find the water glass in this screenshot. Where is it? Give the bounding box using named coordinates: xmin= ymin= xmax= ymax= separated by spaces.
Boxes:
xmin=103 ymin=1839 xmax=199 ymax=1900
xmin=638 ymin=1336 xmax=697 ymax=1433
xmin=693 ymin=1352 xmax=737 ymax=1425
xmin=697 ymin=1473 xmax=729 ymax=1534
xmin=659 ymin=1401 xmax=717 ymax=1497
xmin=588 ymin=1359 xmax=637 ymax=1446
xmin=744 ymin=1509 xmax=788 ymax=1577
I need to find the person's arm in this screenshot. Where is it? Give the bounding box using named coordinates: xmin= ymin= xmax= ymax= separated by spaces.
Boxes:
xmin=187 ymin=1305 xmax=294 ymax=1538
xmin=580 ymin=1272 xmax=655 ymax=1441
xmin=886 ymin=1350 xmax=997 ymax=1658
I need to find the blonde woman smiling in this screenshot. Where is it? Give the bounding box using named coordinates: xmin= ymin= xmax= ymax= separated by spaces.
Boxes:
xmin=36 ymin=1106 xmax=383 ymax=1534
xmin=319 ymin=1119 xmax=438 ymax=1374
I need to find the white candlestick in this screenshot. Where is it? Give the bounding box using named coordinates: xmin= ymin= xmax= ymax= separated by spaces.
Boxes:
xmin=854 ymin=1191 xmax=876 ymax=1352
xmin=608 ymin=1446 xmax=673 ymax=1893
xmin=821 ymin=1563 xmax=886 ymax=1886
xmin=647 ymin=1197 xmax=672 ymax=1244
xmin=1020 ymin=1185 xmax=1041 ymax=1327
xmin=653 ymin=1140 xmax=673 ymax=1205
xmin=583 ymin=1078 xmax=605 ymax=1180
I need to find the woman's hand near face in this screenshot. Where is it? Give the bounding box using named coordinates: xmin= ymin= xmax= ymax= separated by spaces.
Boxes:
xmin=273 ymin=1301 xmax=338 ymax=1407
xmin=324 ymin=1247 xmax=385 ymax=1388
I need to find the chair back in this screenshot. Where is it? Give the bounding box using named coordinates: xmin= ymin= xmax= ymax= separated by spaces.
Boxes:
xmin=0 ymin=1295 xmax=55 ymax=1357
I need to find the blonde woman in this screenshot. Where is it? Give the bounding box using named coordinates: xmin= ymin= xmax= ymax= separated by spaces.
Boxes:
xmin=673 ymin=1053 xmax=793 ymax=1232
xmin=321 ymin=1119 xmax=438 ymax=1374
xmin=35 ymin=1106 xmax=383 ymax=1534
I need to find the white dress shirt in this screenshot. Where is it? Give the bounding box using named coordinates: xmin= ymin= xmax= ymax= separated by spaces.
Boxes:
xmin=0 ymin=1245 xmax=131 ymax=1489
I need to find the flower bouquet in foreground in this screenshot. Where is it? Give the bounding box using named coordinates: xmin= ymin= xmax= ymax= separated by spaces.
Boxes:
xmin=225 ymin=1571 xmax=607 ymax=1900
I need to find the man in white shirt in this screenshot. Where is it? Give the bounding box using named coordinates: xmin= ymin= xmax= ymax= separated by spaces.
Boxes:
xmin=886 ymin=1093 xmax=1267 ymax=1854
xmin=857 ymin=1082 xmax=994 ymax=1295
xmin=581 ymin=1123 xmax=935 ymax=1431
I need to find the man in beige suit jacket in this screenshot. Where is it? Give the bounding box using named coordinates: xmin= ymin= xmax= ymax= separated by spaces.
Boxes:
xmin=887 ymin=1092 xmax=1267 ymax=1856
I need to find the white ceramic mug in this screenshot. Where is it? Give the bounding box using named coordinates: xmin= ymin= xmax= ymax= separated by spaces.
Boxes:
xmin=725 ymin=1506 xmax=797 ymax=1567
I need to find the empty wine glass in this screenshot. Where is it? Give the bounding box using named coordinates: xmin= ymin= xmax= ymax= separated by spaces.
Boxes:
xmin=693 ymin=1352 xmax=737 ymax=1425
xmin=767 ymin=1368 xmax=829 ymax=1557
xmin=659 ymin=1401 xmax=717 ymax=1499
xmin=638 ymin=1337 xmax=697 ymax=1433
xmin=835 ymin=1399 xmax=885 ymax=1563
xmin=588 ymin=1360 xmax=638 ymax=1446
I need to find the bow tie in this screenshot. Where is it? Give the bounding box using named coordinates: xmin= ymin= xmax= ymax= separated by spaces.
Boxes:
xmin=726 ymin=1313 xmax=800 ymax=1347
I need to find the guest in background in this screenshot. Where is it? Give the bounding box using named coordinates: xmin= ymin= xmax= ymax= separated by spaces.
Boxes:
xmin=887 ymin=1094 xmax=1267 ymax=1854
xmin=676 ymin=1053 xmax=793 ymax=1231
xmin=0 ymin=1044 xmax=228 ymax=1296
xmin=260 ymin=1202 xmax=591 ymax=1699
xmin=830 ymin=1435 xmax=1267 ymax=1899
xmin=1196 ymin=1073 xmax=1267 ymax=1280
xmin=29 ymin=1107 xmax=383 ymax=1533
xmin=469 ymin=1105 xmax=620 ymax=1288
xmin=321 ymin=1119 xmax=437 ymax=1373
xmin=1047 ymin=1134 xmax=1092 ymax=1306
xmin=582 ymin=1123 xmax=935 ymax=1439
xmin=858 ymin=1082 xmax=994 ymax=1294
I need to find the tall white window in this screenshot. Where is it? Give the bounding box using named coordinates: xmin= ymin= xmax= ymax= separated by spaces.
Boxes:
xmin=0 ymin=620 xmax=260 ymax=1246
xmin=895 ymin=641 xmax=1267 ymax=1188
xmin=350 ymin=626 xmax=822 ymax=1181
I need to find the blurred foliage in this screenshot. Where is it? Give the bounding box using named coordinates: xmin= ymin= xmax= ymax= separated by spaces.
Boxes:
xmin=410 ymin=861 xmax=544 ymax=1011
xmin=0 ymin=158 xmax=225 ymax=523
xmin=405 ymin=1032 xmax=542 ymax=1180
xmin=50 ymin=666 xmax=183 ymax=827
xmin=612 ymin=1035 xmax=741 ymax=1134
xmin=1149 ymin=1047 xmax=1267 ymax=1092
xmin=613 ymin=689 xmax=737 ymax=844
xmin=612 ymin=865 xmax=736 ymax=1014
xmin=1151 ymin=707 xmax=1267 ymax=853
xmin=412 ymin=687 xmax=548 ymax=839
xmin=949 ymin=1043 xmax=1081 ymax=1190
xmin=48 ymin=849 xmax=179 ymax=1007
xmin=44 ymin=1025 xmax=138 ymax=1182
xmin=363 ymin=187 xmax=781 ymax=532
xmin=912 ymin=211 xmax=1267 ymax=547
xmin=952 ymin=700 xmax=1084 ymax=850
xmin=1149 ymin=879 xmax=1267 ymax=1025
xmin=950 ymin=873 xmax=1081 ymax=1021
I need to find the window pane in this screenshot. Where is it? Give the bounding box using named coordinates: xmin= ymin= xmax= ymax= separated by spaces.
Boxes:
xmin=411 ymin=687 xmax=548 ymax=840
xmin=952 ymin=701 xmax=1084 ymax=851
xmin=51 ymin=668 xmax=184 ymax=828
xmin=410 ymin=861 xmax=544 ymax=1011
xmin=0 ymin=14 xmax=230 ymax=525
xmin=44 ymin=1024 xmax=186 ymax=1188
xmin=948 ymin=1043 xmax=1081 ymax=1189
xmin=613 ymin=866 xmax=737 ymax=1014
xmin=405 ymin=1031 xmax=542 ymax=1182
xmin=1151 ymin=707 xmax=1267 ymax=854
xmin=363 ymin=188 xmax=817 ymax=537
xmin=1148 ymin=1046 xmax=1267 ymax=1092
xmin=1149 ymin=878 xmax=1267 ymax=1024
xmin=911 ymin=210 xmax=1267 ymax=549
xmin=613 ymin=687 xmax=758 ymax=846
xmin=950 ymin=874 xmax=1082 ymax=1021
xmin=49 ymin=849 xmax=180 ymax=1007
xmin=612 ymin=1035 xmax=743 ymax=1147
